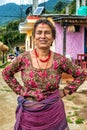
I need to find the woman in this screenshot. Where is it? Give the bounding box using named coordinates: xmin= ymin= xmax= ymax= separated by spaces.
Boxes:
xmin=2 ymin=19 xmax=86 ymax=130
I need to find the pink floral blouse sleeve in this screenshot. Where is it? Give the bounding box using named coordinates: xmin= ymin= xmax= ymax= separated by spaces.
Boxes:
xmin=59 ymin=55 xmax=87 ymax=94
xmin=2 ymin=52 xmax=30 ymax=95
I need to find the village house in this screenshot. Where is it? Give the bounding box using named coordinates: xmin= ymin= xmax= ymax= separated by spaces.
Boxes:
xmin=19 ymin=0 xmax=87 ymax=68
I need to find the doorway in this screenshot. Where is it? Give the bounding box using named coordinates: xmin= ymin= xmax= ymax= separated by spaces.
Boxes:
xmin=84 ymin=27 xmax=87 ymax=54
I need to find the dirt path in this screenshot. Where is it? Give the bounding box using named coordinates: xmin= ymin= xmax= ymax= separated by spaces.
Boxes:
xmin=0 ymin=69 xmax=87 ymax=130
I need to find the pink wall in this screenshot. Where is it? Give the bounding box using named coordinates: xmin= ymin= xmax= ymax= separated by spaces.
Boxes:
xmin=55 ymin=23 xmax=84 ymax=62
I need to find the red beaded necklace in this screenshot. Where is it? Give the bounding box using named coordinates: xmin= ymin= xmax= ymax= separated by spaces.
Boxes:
xmin=34 ymin=49 xmax=51 ymax=62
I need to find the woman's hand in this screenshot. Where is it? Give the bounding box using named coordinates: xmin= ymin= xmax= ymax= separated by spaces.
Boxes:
xmin=59 ymin=89 xmax=69 ymax=98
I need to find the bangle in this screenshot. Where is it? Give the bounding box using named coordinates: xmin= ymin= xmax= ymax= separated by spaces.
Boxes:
xmin=63 ymin=89 xmax=66 ymax=96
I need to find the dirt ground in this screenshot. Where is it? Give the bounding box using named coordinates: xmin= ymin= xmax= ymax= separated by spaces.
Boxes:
xmin=0 ymin=69 xmax=87 ymax=130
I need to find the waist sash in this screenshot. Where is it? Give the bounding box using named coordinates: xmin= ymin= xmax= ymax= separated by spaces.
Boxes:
xmin=14 ymin=90 xmax=69 ymax=130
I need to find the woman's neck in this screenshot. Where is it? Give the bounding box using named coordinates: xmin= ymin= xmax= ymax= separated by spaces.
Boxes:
xmin=34 ymin=48 xmax=51 ymax=63
xmin=35 ymin=48 xmax=50 ymax=58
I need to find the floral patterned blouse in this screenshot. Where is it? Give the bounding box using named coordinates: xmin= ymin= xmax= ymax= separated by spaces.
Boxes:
xmin=2 ymin=51 xmax=86 ymax=101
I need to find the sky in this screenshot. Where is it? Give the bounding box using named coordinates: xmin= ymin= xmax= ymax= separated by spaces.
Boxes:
xmin=0 ymin=0 xmax=48 ymax=5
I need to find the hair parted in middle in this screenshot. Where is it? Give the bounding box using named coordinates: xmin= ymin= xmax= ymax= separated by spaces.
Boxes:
xmin=32 ymin=18 xmax=56 ymax=39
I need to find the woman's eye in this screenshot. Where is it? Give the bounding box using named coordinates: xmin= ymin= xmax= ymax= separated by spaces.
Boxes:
xmin=36 ymin=31 xmax=41 ymax=34
xmin=36 ymin=31 xmax=51 ymax=35
xmin=45 ymin=31 xmax=51 ymax=34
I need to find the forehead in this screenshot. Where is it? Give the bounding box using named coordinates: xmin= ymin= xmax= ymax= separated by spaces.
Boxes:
xmin=35 ymin=23 xmax=51 ymax=31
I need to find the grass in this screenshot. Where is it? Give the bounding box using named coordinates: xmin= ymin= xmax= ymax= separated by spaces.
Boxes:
xmin=0 ymin=88 xmax=12 ymax=92
xmin=0 ymin=62 xmax=11 ymax=69
xmin=0 ymin=86 xmax=12 ymax=93
xmin=72 ymin=107 xmax=79 ymax=110
xmin=67 ymin=95 xmax=76 ymax=101
xmin=67 ymin=116 xmax=84 ymax=124
xmin=75 ymin=118 xmax=84 ymax=124
xmin=67 ymin=108 xmax=85 ymax=125
xmin=67 ymin=116 xmax=73 ymax=123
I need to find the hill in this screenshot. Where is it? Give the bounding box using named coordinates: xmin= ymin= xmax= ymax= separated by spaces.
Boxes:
xmin=0 ymin=3 xmax=28 ymax=26
xmin=39 ymin=0 xmax=72 ymax=12
xmin=0 ymin=0 xmax=72 ymax=26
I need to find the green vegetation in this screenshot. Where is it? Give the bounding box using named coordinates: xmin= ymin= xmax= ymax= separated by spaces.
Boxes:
xmin=1 ymin=20 xmax=25 ymax=49
xmin=72 ymin=107 xmax=79 ymax=110
xmin=52 ymin=0 xmax=87 ymax=15
xmin=0 ymin=88 xmax=12 ymax=92
xmin=67 ymin=116 xmax=84 ymax=124
xmin=67 ymin=111 xmax=83 ymax=124
xmin=53 ymin=1 xmax=68 ymax=14
xmin=0 ymin=62 xmax=11 ymax=69
xmin=67 ymin=95 xmax=76 ymax=101
xmin=75 ymin=118 xmax=84 ymax=124
xmin=67 ymin=116 xmax=73 ymax=123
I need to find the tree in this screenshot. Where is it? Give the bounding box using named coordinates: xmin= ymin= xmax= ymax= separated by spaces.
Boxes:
xmin=2 ymin=20 xmax=25 ymax=49
xmin=69 ymin=0 xmax=76 ymax=14
xmin=53 ymin=1 xmax=67 ymax=13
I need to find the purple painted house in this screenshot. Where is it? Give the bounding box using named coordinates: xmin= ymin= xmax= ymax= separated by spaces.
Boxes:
xmin=50 ymin=15 xmax=87 ymax=63
xmin=19 ymin=15 xmax=87 ymax=64
xmin=55 ymin=23 xmax=84 ymax=59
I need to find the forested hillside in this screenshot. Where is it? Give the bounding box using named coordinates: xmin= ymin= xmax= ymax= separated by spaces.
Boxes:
xmin=0 ymin=0 xmax=73 ymax=26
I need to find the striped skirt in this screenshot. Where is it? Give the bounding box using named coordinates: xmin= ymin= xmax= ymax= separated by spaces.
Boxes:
xmin=14 ymin=90 xmax=69 ymax=130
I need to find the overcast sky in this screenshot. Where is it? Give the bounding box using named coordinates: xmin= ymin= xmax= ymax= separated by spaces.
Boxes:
xmin=0 ymin=0 xmax=48 ymax=5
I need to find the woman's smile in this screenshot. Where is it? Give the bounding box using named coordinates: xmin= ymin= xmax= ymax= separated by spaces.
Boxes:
xmin=39 ymin=39 xmax=47 ymax=44
xmin=34 ymin=23 xmax=53 ymax=48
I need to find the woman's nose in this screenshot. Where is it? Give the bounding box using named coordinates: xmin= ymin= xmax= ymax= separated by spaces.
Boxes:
xmin=41 ymin=32 xmax=45 ymax=38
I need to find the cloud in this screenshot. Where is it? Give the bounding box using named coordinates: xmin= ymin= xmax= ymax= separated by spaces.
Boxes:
xmin=0 ymin=0 xmax=48 ymax=5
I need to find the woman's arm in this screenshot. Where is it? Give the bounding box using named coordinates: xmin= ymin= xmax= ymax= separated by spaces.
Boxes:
xmin=60 ymin=56 xmax=87 ymax=95
xmin=2 ymin=54 xmax=25 ymax=95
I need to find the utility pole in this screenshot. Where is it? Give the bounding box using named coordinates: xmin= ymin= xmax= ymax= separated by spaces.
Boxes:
xmin=20 ymin=0 xmax=24 ymax=21
xmin=32 ymin=0 xmax=38 ymax=14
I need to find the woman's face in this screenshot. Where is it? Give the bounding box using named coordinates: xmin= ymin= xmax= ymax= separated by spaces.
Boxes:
xmin=34 ymin=23 xmax=54 ymax=49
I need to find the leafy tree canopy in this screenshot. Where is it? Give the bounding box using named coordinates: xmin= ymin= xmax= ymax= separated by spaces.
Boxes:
xmin=1 ymin=20 xmax=25 ymax=50
xmin=53 ymin=1 xmax=68 ymax=13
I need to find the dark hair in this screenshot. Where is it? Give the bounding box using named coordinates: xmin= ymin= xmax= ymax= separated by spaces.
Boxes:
xmin=16 ymin=46 xmax=19 ymax=51
xmin=32 ymin=19 xmax=56 ymax=39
